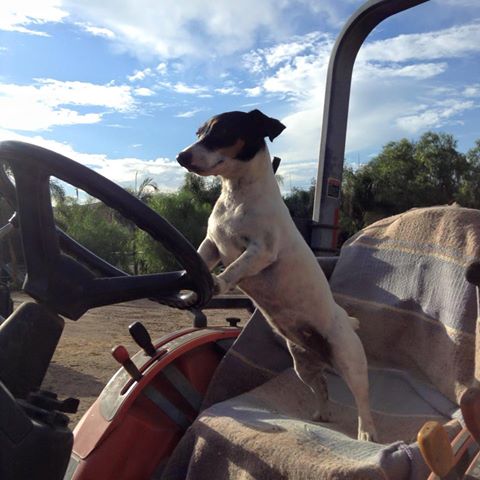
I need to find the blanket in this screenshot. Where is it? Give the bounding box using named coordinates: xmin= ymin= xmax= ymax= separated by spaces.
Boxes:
xmin=161 ymin=205 xmax=479 ymax=480
xmin=331 ymin=205 xmax=480 ymax=402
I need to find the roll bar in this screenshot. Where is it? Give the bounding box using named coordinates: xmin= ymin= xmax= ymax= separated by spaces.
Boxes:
xmin=311 ymin=0 xmax=430 ymax=254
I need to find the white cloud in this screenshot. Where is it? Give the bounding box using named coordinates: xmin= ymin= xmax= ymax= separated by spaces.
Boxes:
xmin=0 ymin=79 xmax=136 ymax=131
xmin=0 ymin=129 xmax=183 ymax=190
xmin=175 ymin=108 xmax=204 ymax=118
xmin=127 ymin=67 xmax=152 ymax=82
xmin=0 ymin=0 xmax=354 ymax=60
xmin=434 ymin=0 xmax=480 ymax=9
xmin=245 ymin=86 xmax=263 ymax=97
xmin=264 ymin=32 xmax=328 ymax=68
xmin=242 ymin=52 xmax=265 ymax=74
xmin=155 ymin=62 xmax=167 ymax=75
xmin=356 ymin=62 xmax=448 ymax=80
xmin=256 ymin=23 xmax=480 ymax=175
xmin=158 ymin=81 xmax=210 ymax=96
xmin=463 ymin=84 xmax=480 ymax=97
xmin=61 ymin=0 xmax=290 ymax=60
xmin=215 ymin=86 xmax=241 ymax=96
xmin=134 ymin=87 xmax=155 ymax=97
xmin=172 ymin=82 xmax=208 ymax=95
xmin=273 ymin=107 xmax=323 ymax=173
xmin=396 ymin=99 xmax=476 ymax=133
xmin=246 ymin=34 xmax=333 ymax=101
xmin=34 ymin=79 xmax=134 ymax=111
xmin=76 ymin=23 xmax=115 ymax=38
xmin=296 ymin=0 xmax=357 ymax=29
xmin=359 ymin=21 xmax=480 ymax=63
xmin=0 ymin=0 xmax=68 ymax=35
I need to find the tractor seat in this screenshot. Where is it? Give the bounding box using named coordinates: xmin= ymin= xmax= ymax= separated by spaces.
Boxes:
xmin=161 ymin=205 xmax=480 ymax=480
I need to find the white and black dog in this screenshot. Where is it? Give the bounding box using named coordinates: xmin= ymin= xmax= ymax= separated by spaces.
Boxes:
xmin=177 ymin=109 xmax=376 ymax=441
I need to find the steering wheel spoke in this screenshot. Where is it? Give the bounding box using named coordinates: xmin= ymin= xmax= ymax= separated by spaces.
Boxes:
xmin=0 ymin=141 xmax=213 ymax=319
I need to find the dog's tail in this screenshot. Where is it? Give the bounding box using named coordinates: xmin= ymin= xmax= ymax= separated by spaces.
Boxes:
xmin=348 ymin=315 xmax=360 ymax=330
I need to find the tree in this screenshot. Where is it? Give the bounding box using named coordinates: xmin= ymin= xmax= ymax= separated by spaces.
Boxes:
xmin=50 ymin=179 xmax=67 ymax=205
xmin=124 ymin=175 xmax=159 ymax=273
xmin=414 ymin=132 xmax=468 ymax=204
xmin=458 ymin=139 xmax=480 ymax=209
xmin=55 ymin=198 xmax=132 ymax=271
xmin=340 ymin=132 xmax=472 ymax=232
xmin=284 ymin=181 xmax=315 ymax=218
xmin=127 ymin=174 xmax=159 ymax=203
xmin=136 ymin=189 xmax=211 ymax=273
xmin=180 ymin=172 xmax=221 ymax=207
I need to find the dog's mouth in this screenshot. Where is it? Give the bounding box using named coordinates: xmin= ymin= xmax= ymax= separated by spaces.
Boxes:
xmin=186 ymin=158 xmax=224 ymax=174
xmin=210 ymin=158 xmax=225 ymax=169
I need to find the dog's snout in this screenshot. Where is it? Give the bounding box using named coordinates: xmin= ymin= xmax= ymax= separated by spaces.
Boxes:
xmin=177 ymin=150 xmax=192 ymax=167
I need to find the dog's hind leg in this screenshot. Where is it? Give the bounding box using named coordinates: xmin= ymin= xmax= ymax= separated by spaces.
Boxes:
xmin=328 ymin=309 xmax=377 ymax=442
xmin=286 ymin=339 xmax=331 ymax=422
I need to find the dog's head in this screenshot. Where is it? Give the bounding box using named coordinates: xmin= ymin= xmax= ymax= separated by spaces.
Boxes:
xmin=176 ymin=109 xmax=285 ymax=177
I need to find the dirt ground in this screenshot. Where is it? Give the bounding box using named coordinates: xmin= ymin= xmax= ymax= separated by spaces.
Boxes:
xmin=12 ymin=292 xmax=250 ymax=427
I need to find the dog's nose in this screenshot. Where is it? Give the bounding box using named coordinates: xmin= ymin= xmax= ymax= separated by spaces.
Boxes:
xmin=177 ymin=150 xmax=192 ymax=167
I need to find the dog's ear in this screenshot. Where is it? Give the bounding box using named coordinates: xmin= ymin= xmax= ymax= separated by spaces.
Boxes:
xmin=248 ymin=109 xmax=286 ymax=142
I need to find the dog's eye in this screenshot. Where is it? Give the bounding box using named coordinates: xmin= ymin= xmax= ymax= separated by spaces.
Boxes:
xmin=210 ymin=126 xmax=228 ymax=137
xmin=200 ymin=124 xmax=237 ymax=150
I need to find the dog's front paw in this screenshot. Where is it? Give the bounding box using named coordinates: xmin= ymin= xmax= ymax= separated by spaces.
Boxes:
xmin=213 ymin=275 xmax=230 ymax=295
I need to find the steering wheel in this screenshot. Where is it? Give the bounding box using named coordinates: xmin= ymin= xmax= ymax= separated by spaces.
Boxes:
xmin=0 ymin=141 xmax=213 ymax=320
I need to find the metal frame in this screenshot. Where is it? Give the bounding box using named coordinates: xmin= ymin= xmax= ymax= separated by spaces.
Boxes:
xmin=311 ymin=0 xmax=430 ymax=254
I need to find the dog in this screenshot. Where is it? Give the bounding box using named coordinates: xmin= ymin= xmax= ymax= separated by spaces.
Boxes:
xmin=177 ymin=109 xmax=377 ymax=441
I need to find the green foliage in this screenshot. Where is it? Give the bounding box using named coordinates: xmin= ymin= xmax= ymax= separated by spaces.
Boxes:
xmin=284 ymin=181 xmax=315 ymax=218
xmin=340 ymin=131 xmax=477 ymax=234
xmin=457 ymin=139 xmax=480 ymax=209
xmin=125 ymin=175 xmax=159 ymax=203
xmin=55 ymin=198 xmax=132 ymax=271
xmin=136 ymin=189 xmax=211 ymax=272
xmin=48 ymin=173 xmax=217 ymax=275
xmin=180 ymin=172 xmax=221 ymax=207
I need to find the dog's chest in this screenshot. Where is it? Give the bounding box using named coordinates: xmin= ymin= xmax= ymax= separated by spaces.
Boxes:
xmin=208 ymin=198 xmax=253 ymax=264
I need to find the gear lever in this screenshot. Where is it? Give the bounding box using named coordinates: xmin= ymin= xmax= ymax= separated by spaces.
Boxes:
xmin=128 ymin=322 xmax=157 ymax=357
xmin=111 ymin=345 xmax=142 ymax=382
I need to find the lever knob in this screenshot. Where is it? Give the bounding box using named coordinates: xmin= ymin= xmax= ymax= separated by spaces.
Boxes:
xmin=129 ymin=321 xmax=157 ymax=357
xmin=112 ymin=345 xmax=142 ymax=382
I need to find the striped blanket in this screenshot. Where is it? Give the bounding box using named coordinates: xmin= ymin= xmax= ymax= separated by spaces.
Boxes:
xmin=331 ymin=205 xmax=480 ymax=402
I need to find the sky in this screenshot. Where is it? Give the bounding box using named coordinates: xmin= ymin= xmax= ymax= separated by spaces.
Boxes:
xmin=1 ymin=0 xmax=480 ymax=194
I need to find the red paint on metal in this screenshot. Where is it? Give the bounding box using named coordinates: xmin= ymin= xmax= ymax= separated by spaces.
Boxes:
xmin=70 ymin=326 xmax=240 ymax=480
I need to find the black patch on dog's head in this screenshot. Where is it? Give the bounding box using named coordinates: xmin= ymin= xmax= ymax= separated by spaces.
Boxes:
xmin=196 ymin=110 xmax=286 ymax=161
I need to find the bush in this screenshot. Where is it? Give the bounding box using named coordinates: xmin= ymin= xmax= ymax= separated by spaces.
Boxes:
xmin=136 ymin=190 xmax=212 ymax=273
xmin=55 ymin=200 xmax=132 ymax=272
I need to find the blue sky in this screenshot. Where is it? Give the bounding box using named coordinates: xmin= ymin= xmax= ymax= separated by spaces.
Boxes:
xmin=1 ymin=0 xmax=479 ymax=193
